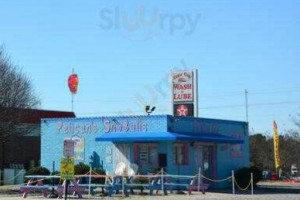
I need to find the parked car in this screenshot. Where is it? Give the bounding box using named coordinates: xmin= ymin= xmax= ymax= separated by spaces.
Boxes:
xmin=291 ymin=164 xmax=298 ymax=176
xmin=270 ymin=173 xmax=279 ymax=181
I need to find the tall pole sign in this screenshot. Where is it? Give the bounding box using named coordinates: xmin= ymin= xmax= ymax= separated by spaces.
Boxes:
xmin=171 ymin=69 xmax=198 ymax=117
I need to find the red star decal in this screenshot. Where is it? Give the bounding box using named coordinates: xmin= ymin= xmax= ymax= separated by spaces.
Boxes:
xmin=176 ymin=105 xmax=189 ymax=116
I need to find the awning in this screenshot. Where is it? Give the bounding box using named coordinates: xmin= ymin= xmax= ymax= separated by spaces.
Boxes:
xmin=95 ymin=132 xmax=243 ymax=144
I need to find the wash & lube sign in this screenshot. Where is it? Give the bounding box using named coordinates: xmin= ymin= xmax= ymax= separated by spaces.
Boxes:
xmin=171 ymin=70 xmax=198 ymax=117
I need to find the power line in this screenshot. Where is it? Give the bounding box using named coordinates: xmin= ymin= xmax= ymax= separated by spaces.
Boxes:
xmin=75 ymin=100 xmax=300 ymax=116
xmin=43 ymin=87 xmax=300 ymax=103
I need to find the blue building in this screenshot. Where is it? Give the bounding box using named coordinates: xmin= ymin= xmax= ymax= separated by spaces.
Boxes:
xmin=41 ymin=115 xmax=249 ymax=187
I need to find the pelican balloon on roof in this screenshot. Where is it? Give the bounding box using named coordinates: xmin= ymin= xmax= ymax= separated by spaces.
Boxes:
xmin=68 ymin=74 xmax=79 ymax=94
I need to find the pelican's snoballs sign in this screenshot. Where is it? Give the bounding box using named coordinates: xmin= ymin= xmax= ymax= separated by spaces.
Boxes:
xmin=63 ymin=139 xmax=75 ymax=158
xmin=171 ymin=70 xmax=198 ymax=117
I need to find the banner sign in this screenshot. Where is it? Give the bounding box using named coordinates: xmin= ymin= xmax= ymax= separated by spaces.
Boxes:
xmin=63 ymin=139 xmax=75 ymax=158
xmin=171 ymin=70 xmax=198 ymax=117
xmin=60 ymin=158 xmax=75 ymax=180
xmin=273 ymin=121 xmax=280 ymax=170
xmin=73 ymin=137 xmax=85 ymax=161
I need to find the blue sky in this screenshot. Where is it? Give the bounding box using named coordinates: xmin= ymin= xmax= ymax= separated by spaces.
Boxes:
xmin=0 ymin=0 xmax=300 ymax=134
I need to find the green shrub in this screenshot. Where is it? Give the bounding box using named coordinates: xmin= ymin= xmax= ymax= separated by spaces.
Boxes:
xmin=234 ymin=166 xmax=262 ymax=188
xmin=149 ymin=168 xmax=165 ymax=174
xmin=25 ymin=166 xmax=50 ymax=176
xmin=74 ymin=162 xmax=90 ymax=175
xmin=25 ymin=166 xmax=51 ymax=184
xmin=51 ymin=171 xmax=61 ymax=184
xmin=92 ymin=168 xmax=106 ymax=184
xmin=52 ymin=171 xmax=60 ymax=176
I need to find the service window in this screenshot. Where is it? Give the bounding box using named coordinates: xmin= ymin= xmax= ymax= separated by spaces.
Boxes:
xmin=134 ymin=143 xmax=158 ymax=167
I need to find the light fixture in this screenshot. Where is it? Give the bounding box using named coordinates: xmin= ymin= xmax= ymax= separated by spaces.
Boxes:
xmin=145 ymin=105 xmax=156 ymax=116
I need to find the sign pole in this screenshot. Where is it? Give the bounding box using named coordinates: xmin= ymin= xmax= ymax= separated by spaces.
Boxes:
xmin=71 ymin=68 xmax=74 ymax=112
xmin=64 ymin=156 xmax=69 ymax=200
xmin=170 ymin=70 xmax=174 ymax=116
xmin=194 ymin=69 xmax=198 ymax=117
xmin=64 ymin=179 xmax=68 ymax=200
xmin=71 ymin=93 xmax=74 ymax=112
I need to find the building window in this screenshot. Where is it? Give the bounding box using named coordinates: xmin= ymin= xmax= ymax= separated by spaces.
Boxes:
xmin=134 ymin=143 xmax=158 ymax=166
xmin=173 ymin=143 xmax=189 ymax=165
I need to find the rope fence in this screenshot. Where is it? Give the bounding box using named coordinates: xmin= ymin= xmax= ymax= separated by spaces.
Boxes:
xmin=231 ymin=170 xmax=254 ymax=195
xmin=13 ymin=167 xmax=254 ymax=197
xmin=80 ymin=167 xmax=254 ymax=196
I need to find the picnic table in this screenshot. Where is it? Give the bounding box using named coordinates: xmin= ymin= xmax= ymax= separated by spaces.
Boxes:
xmin=20 ymin=175 xmax=60 ymax=198
xmin=20 ymin=175 xmax=84 ymax=199
xmin=20 ymin=173 xmax=209 ymax=198
xmin=163 ymin=175 xmax=209 ymax=194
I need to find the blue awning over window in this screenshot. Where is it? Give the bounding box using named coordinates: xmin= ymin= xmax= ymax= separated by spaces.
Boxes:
xmin=95 ymin=132 xmax=243 ymax=144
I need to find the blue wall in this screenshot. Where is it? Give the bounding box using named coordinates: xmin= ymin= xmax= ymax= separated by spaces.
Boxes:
xmin=167 ymin=116 xmax=249 ymax=187
xmin=41 ymin=115 xmax=249 ymax=188
xmin=41 ymin=115 xmax=168 ymax=173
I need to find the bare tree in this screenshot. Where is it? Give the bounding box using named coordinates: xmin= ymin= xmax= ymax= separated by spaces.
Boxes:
xmin=250 ymin=134 xmax=274 ymax=171
xmin=0 ymin=47 xmax=40 ymax=168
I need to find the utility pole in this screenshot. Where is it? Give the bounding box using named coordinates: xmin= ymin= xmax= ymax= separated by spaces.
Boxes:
xmin=245 ymin=89 xmax=249 ymax=122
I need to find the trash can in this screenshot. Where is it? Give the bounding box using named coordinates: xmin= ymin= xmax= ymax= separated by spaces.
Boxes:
xmin=15 ymin=169 xmax=26 ymax=184
xmin=3 ymin=169 xmax=15 ymax=185
xmin=0 ymin=170 xmax=2 ymax=185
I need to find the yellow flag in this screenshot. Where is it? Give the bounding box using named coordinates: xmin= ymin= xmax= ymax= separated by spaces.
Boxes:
xmin=273 ymin=120 xmax=280 ymax=170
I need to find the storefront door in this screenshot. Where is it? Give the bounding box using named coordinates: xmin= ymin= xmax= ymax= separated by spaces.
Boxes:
xmin=194 ymin=145 xmax=214 ymax=180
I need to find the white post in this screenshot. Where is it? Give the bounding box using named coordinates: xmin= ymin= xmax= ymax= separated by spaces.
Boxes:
xmin=88 ymin=165 xmax=92 ymax=199
xmin=232 ymin=170 xmax=235 ymax=195
xmin=161 ymin=168 xmax=164 ymax=194
xmin=198 ymin=167 xmax=201 ymax=192
xmin=251 ymin=173 xmax=253 ymax=195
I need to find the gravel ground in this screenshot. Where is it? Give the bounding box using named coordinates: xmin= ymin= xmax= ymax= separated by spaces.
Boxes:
xmin=0 ymin=191 xmax=300 ymax=200
xmin=1 ymin=182 xmax=300 ymax=200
